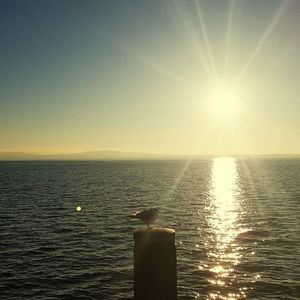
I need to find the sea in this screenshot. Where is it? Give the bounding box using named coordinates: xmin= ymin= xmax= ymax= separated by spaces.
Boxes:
xmin=0 ymin=158 xmax=299 ymax=299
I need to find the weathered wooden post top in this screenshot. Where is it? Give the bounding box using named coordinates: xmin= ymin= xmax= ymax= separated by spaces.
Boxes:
xmin=134 ymin=227 xmax=177 ymax=300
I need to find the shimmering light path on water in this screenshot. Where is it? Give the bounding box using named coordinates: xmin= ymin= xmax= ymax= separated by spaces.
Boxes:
xmin=205 ymin=157 xmax=245 ymax=299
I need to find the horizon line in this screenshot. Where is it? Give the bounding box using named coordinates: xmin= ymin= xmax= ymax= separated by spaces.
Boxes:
xmin=0 ymin=150 xmax=299 ymax=161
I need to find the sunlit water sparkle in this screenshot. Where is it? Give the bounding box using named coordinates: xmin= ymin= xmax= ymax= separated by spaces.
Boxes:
xmin=205 ymin=158 xmax=245 ymax=299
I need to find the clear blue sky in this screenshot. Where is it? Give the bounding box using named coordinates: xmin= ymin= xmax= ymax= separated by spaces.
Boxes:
xmin=1 ymin=0 xmax=299 ymax=155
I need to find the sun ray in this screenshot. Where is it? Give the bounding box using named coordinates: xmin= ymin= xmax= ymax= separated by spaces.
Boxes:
xmin=223 ymin=0 xmax=235 ymax=80
xmin=172 ymin=0 xmax=215 ymax=82
xmin=109 ymin=37 xmax=194 ymax=88
xmin=234 ymin=0 xmax=290 ymax=85
xmin=160 ymin=118 xmax=216 ymax=208
xmin=194 ymin=0 xmax=219 ymax=85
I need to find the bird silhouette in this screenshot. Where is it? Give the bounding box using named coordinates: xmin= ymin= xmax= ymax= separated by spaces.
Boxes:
xmin=129 ymin=208 xmax=159 ymax=229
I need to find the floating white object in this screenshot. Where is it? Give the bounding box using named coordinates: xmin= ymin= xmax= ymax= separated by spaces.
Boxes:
xmin=76 ymin=206 xmax=81 ymax=212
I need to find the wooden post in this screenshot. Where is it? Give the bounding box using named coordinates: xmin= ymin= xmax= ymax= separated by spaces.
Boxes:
xmin=134 ymin=227 xmax=177 ymax=300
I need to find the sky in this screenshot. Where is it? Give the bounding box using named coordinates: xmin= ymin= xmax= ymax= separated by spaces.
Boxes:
xmin=0 ymin=0 xmax=299 ymax=156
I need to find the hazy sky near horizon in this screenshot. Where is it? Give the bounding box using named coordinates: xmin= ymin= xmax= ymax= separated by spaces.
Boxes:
xmin=1 ymin=0 xmax=299 ymax=155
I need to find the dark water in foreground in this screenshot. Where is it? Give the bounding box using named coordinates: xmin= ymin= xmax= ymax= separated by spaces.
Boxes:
xmin=0 ymin=158 xmax=299 ymax=299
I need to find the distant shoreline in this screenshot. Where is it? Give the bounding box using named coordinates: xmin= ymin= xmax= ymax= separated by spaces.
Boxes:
xmin=0 ymin=151 xmax=299 ymax=162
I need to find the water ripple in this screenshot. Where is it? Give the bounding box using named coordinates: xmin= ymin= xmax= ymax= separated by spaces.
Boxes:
xmin=0 ymin=159 xmax=299 ymax=299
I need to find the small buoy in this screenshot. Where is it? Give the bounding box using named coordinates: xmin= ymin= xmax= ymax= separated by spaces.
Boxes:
xmin=76 ymin=206 xmax=81 ymax=212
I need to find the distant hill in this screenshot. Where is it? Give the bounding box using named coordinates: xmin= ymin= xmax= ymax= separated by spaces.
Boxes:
xmin=0 ymin=151 xmax=298 ymax=161
xmin=0 ymin=152 xmax=42 ymax=160
xmin=0 ymin=150 xmax=162 ymax=161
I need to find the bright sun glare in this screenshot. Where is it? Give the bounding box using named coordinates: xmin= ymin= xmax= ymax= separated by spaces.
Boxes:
xmin=211 ymin=88 xmax=238 ymax=117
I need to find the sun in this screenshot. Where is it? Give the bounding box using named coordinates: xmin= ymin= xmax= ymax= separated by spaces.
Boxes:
xmin=211 ymin=88 xmax=238 ymax=117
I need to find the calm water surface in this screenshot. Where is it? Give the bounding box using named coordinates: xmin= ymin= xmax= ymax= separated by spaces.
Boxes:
xmin=0 ymin=158 xmax=299 ymax=299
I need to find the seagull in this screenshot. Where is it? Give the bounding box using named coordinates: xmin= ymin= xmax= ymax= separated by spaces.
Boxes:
xmin=129 ymin=208 xmax=159 ymax=229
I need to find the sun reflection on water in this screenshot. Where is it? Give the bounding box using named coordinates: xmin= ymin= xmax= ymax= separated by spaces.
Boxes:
xmin=204 ymin=157 xmax=246 ymax=299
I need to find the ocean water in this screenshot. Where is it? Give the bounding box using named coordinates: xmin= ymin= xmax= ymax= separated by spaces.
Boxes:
xmin=0 ymin=158 xmax=299 ymax=299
